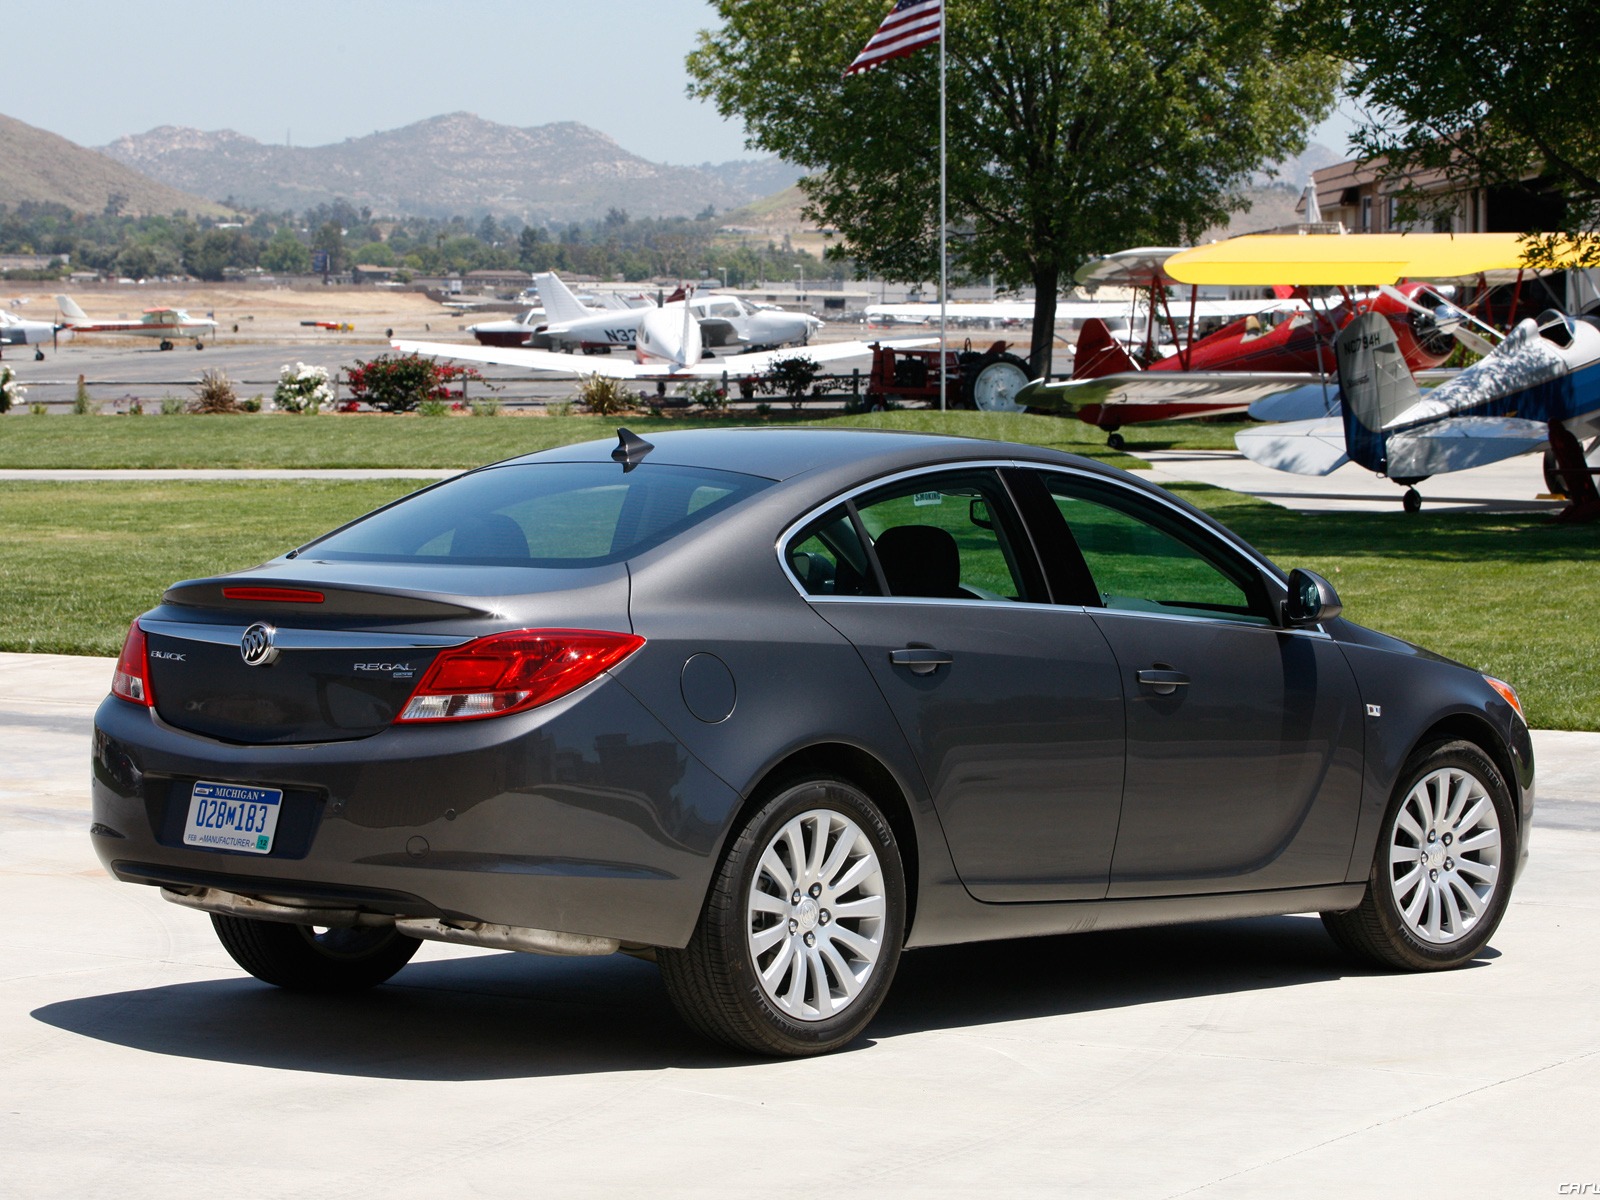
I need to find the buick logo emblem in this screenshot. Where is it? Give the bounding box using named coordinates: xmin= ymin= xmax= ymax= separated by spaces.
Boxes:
xmin=240 ymin=622 xmax=279 ymax=667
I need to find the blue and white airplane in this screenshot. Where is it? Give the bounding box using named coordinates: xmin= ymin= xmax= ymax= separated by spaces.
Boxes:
xmin=1237 ymin=305 xmax=1600 ymax=519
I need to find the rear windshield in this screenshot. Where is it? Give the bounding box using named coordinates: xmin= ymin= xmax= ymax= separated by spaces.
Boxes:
xmin=295 ymin=461 xmax=772 ymax=567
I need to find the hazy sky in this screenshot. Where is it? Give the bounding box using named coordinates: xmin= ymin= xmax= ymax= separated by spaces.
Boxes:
xmin=3 ymin=0 xmax=1359 ymax=165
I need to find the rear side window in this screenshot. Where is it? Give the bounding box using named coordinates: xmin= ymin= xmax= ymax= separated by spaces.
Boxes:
xmin=298 ymin=462 xmax=771 ymax=567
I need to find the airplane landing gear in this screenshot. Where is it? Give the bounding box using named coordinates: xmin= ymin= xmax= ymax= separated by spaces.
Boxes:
xmin=34 ymin=347 xmax=45 ymax=361
xmin=158 ymin=339 xmax=174 ymax=351
xmin=1106 ymin=431 xmax=1126 ymax=451
xmin=1402 ymin=487 xmax=1422 ymax=514
xmin=195 ymin=341 xmax=205 ymax=350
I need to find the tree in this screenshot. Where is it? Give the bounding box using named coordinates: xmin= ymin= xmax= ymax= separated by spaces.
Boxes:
xmin=1295 ymin=0 xmax=1600 ymax=265
xmin=312 ymin=220 xmax=346 ymax=278
xmin=261 ymin=229 xmax=311 ymax=275
xmin=688 ymin=0 xmax=1338 ymax=374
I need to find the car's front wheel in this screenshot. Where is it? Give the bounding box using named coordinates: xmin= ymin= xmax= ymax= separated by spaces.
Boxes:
xmin=659 ymin=776 xmax=906 ymax=1056
xmin=1322 ymin=739 xmax=1516 ymax=970
xmin=212 ymin=915 xmax=421 ymax=992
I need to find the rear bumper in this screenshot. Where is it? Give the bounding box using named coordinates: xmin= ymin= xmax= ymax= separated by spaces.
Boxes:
xmin=90 ymin=678 xmax=741 ymax=948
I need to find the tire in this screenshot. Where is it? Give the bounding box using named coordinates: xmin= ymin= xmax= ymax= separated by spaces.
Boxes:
xmin=658 ymin=776 xmax=906 ymax=1057
xmin=1106 ymin=432 xmax=1126 ymax=451
xmin=1321 ymin=739 xmax=1516 ymax=970
xmin=962 ymin=353 xmax=1031 ymax=412
xmin=211 ymin=915 xmax=421 ymax=992
xmin=1402 ymin=487 xmax=1423 ymax=513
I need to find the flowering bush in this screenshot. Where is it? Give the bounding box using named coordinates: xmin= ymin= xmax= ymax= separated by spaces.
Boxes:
xmin=344 ymin=352 xmax=486 ymax=413
xmin=273 ymin=362 xmax=334 ymax=414
xmin=0 ymin=365 xmax=23 ymax=414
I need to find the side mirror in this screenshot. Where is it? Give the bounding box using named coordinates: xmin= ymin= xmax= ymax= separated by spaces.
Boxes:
xmin=969 ymin=498 xmax=994 ymax=530
xmin=1284 ymin=568 xmax=1342 ymax=625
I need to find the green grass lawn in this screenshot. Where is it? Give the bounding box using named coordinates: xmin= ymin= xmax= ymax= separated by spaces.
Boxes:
xmin=0 ymin=409 xmax=1197 ymax=468
xmin=1 ymin=475 xmax=1593 ymax=729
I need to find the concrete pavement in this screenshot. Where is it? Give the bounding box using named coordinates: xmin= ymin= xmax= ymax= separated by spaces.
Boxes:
xmin=2 ymin=650 xmax=1597 ymax=1198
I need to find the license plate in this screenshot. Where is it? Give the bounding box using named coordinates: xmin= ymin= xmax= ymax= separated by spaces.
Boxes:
xmin=184 ymin=781 xmax=283 ymax=854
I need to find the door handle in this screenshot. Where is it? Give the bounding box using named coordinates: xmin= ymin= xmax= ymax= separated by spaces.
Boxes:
xmin=1136 ymin=668 xmax=1190 ymax=696
xmin=889 ymin=647 xmax=953 ymax=676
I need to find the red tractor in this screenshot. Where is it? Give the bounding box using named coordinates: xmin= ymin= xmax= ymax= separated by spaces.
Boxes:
xmin=865 ymin=340 xmax=1033 ymax=411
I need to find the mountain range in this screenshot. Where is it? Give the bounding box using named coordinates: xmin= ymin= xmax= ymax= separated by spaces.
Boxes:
xmin=0 ymin=113 xmax=228 ymax=217
xmin=98 ymin=113 xmax=803 ymax=223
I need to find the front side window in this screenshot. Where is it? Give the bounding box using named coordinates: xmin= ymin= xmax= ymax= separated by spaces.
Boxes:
xmin=1036 ymin=473 xmax=1271 ymax=624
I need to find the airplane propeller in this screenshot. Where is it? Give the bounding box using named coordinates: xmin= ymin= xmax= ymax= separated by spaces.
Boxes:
xmin=1377 ymin=285 xmax=1500 ymax=358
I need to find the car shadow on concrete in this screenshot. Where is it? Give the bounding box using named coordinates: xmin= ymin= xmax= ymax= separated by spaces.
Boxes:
xmin=30 ymin=914 xmax=1488 ymax=1078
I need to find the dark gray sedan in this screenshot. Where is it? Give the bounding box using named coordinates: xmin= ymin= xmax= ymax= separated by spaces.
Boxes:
xmin=90 ymin=428 xmax=1533 ymax=1056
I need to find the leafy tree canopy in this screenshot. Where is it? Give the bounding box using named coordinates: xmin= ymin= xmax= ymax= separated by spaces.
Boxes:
xmin=689 ymin=0 xmax=1338 ymax=371
xmin=1296 ymin=0 xmax=1600 ymax=266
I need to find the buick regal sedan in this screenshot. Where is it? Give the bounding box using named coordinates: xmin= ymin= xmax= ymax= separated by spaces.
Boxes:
xmin=90 ymin=428 xmax=1533 ymax=1056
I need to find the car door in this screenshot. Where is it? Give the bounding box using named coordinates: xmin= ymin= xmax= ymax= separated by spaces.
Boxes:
xmin=1021 ymin=468 xmax=1365 ymax=898
xmin=783 ymin=466 xmax=1125 ymax=902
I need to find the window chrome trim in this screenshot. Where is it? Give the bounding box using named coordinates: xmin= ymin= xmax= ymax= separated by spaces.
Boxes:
xmin=777 ymin=459 xmax=1328 ymax=636
xmin=138 ymin=620 xmax=474 ymax=652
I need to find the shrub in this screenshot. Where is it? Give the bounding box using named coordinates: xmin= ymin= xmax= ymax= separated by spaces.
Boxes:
xmin=273 ymin=361 xmax=334 ymax=413
xmin=470 ymin=398 xmax=501 ymax=417
xmin=159 ymin=395 xmax=185 ymax=416
xmin=576 ymin=373 xmax=635 ymax=416
xmin=29 ymin=402 xmax=47 ymax=416
xmin=548 ymin=400 xmax=574 ymax=418
xmin=73 ymin=375 xmax=93 ymax=415
xmin=682 ymin=379 xmax=728 ymax=412
xmin=189 ymin=369 xmax=241 ymax=414
xmin=0 ymin=365 xmax=23 ymax=414
xmin=418 ymin=400 xmax=450 ymax=417
xmin=764 ymin=355 xmax=821 ymax=409
xmin=344 ymin=352 xmax=484 ymax=413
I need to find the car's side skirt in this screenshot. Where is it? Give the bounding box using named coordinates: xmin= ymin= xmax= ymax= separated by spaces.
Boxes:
xmin=905 ymin=883 xmax=1367 ymax=949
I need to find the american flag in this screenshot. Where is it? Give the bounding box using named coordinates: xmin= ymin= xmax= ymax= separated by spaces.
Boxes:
xmin=843 ymin=0 xmax=942 ymax=76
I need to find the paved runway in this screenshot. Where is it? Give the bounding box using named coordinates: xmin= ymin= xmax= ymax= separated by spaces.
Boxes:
xmin=2 ymin=651 xmax=1596 ymax=1198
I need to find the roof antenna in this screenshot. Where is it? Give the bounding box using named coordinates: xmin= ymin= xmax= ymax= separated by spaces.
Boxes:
xmin=612 ymin=427 xmax=654 ymax=472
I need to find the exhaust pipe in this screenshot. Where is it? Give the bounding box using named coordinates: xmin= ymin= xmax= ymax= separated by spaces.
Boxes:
xmin=394 ymin=917 xmax=619 ymax=957
xmin=161 ymin=886 xmax=620 ymax=957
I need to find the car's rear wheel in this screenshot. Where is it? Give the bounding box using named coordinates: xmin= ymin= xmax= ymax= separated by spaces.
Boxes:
xmin=211 ymin=915 xmax=421 ymax=992
xmin=1321 ymin=740 xmax=1515 ymax=970
xmin=659 ymin=775 xmax=906 ymax=1057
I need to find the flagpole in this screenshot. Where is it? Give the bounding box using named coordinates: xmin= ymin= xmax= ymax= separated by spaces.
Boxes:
xmin=937 ymin=2 xmax=948 ymax=411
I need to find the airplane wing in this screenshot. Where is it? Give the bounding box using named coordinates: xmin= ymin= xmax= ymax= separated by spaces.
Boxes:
xmin=392 ymin=337 xmax=934 ymax=381
xmin=1384 ymin=416 xmax=1551 ymax=478
xmin=1167 ymin=232 xmax=1594 ymax=287
xmin=1018 ymin=371 xmax=1318 ymax=415
xmin=1235 ymin=418 xmax=1351 ymax=476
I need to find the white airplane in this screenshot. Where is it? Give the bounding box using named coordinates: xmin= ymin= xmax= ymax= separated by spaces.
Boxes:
xmin=55 ymin=295 xmax=217 ymax=350
xmin=0 ymin=309 xmax=64 ymax=359
xmin=521 ymin=272 xmax=823 ymax=355
xmin=396 ymin=286 xmax=930 ymax=383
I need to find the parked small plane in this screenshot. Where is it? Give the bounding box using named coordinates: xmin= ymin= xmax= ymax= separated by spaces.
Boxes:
xmin=518 ymin=272 xmax=822 ymax=355
xmin=55 ymin=295 xmax=217 ymax=350
xmin=1240 ymin=307 xmax=1600 ymax=517
xmin=0 ymin=309 xmax=64 ymax=359
xmin=1016 ymin=241 xmax=1460 ymax=445
xmin=397 ymin=286 xmax=927 ymax=383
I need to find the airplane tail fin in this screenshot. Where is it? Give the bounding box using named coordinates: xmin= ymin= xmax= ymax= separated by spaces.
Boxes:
xmin=1072 ymin=319 xmax=1140 ymax=380
xmin=531 ymin=273 xmax=592 ymax=324
xmin=55 ymin=294 xmax=86 ymax=322
xmin=1335 ymin=311 xmax=1421 ymax=473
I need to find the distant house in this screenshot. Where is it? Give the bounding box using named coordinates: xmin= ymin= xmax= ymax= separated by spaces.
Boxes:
xmin=1301 ymin=154 xmax=1567 ymax=235
xmin=351 ymin=264 xmax=400 ymax=284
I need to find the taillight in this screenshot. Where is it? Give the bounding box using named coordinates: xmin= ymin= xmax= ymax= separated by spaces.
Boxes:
xmin=221 ymin=587 xmax=325 ymax=604
xmin=111 ymin=619 xmax=154 ymax=707
xmin=395 ymin=629 xmax=644 ymax=723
